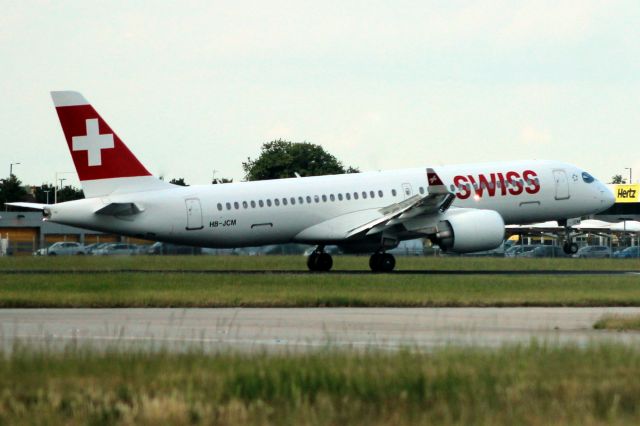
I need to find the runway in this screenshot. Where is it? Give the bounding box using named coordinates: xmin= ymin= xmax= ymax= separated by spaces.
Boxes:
xmin=3 ymin=269 xmax=639 ymax=275
xmin=3 ymin=307 xmax=640 ymax=352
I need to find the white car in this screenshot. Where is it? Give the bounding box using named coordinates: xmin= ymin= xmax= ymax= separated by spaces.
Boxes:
xmin=92 ymin=243 xmax=139 ymax=256
xmin=34 ymin=241 xmax=85 ymax=256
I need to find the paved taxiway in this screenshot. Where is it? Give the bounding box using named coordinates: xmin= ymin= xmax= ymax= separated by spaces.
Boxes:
xmin=3 ymin=307 xmax=640 ymax=352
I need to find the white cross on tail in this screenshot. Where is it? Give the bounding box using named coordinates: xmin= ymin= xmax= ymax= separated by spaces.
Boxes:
xmin=72 ymin=119 xmax=114 ymax=166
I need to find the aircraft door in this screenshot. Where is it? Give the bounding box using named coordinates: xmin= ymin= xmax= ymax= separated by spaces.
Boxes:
xmin=553 ymin=170 xmax=570 ymax=200
xmin=185 ymin=198 xmax=204 ymax=230
xmin=401 ymin=183 xmax=413 ymax=199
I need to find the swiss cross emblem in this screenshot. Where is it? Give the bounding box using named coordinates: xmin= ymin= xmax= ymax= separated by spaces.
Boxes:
xmin=72 ymin=119 xmax=115 ymax=166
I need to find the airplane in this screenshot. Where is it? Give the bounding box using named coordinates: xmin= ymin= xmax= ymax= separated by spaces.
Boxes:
xmin=9 ymin=91 xmax=616 ymax=272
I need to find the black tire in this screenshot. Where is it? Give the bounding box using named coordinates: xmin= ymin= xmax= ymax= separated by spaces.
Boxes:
xmin=315 ymin=253 xmax=333 ymax=272
xmin=369 ymin=253 xmax=382 ymax=272
xmin=49 ymin=252 xmax=57 ymax=256
xmin=307 ymin=252 xmax=318 ymax=271
xmin=380 ymin=253 xmax=396 ymax=272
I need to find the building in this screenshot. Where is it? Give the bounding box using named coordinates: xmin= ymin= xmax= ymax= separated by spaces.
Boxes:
xmin=0 ymin=211 xmax=120 ymax=255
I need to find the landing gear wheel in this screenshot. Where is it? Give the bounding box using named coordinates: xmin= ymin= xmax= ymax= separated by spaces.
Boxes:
xmin=369 ymin=252 xmax=396 ymax=272
xmin=562 ymin=242 xmax=579 ymax=255
xmin=307 ymin=251 xmax=333 ymax=272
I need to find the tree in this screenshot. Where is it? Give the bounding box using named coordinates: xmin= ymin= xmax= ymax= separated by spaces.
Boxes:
xmin=611 ymin=174 xmax=626 ymax=184
xmin=242 ymin=139 xmax=359 ymax=181
xmin=170 ymin=178 xmax=188 ymax=186
xmin=33 ymin=184 xmax=56 ymax=204
xmin=0 ymin=174 xmax=28 ymax=210
xmin=56 ymin=185 xmax=84 ymax=203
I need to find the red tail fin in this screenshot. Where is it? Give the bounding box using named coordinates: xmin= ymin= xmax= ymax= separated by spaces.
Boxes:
xmin=51 ymin=91 xmax=168 ymax=198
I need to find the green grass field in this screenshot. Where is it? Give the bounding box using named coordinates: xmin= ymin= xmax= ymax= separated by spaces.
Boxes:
xmin=2 ymin=344 xmax=640 ymax=425
xmin=0 ymin=256 xmax=639 ymax=307
xmin=1 ymin=254 xmax=639 ymax=271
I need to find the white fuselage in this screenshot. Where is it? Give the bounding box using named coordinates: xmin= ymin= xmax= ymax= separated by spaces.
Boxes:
xmin=45 ymin=160 xmax=614 ymax=249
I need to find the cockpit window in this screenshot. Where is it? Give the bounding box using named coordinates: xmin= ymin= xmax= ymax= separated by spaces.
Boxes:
xmin=581 ymin=172 xmax=595 ymax=183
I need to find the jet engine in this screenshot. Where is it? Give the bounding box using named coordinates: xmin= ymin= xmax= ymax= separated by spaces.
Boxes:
xmin=433 ymin=209 xmax=505 ymax=253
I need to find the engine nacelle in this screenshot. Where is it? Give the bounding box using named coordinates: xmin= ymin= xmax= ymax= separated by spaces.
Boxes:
xmin=433 ymin=209 xmax=505 ymax=253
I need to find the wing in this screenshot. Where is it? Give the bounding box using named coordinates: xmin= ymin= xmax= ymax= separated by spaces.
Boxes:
xmin=294 ymin=168 xmax=455 ymax=242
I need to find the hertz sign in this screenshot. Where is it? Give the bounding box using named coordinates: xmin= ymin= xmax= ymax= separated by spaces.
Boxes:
xmin=614 ymin=184 xmax=640 ymax=203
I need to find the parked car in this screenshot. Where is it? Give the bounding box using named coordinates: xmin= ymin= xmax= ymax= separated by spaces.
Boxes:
xmin=145 ymin=242 xmax=202 ymax=255
xmin=92 ymin=243 xmax=139 ymax=256
xmin=34 ymin=241 xmax=85 ymax=256
xmin=573 ymin=245 xmax=611 ymax=258
xmin=520 ymin=245 xmax=568 ymax=258
xmin=612 ymin=246 xmax=640 ymax=259
xmin=83 ymin=242 xmax=111 ymax=255
xmin=506 ymin=245 xmax=540 ymax=258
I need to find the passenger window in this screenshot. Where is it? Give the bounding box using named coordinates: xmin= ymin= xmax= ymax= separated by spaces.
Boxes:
xmin=330 ymin=194 xmax=335 ymax=201
xmin=354 ymin=192 xmax=359 ymax=200
xmin=217 ymin=203 xmax=223 ymax=211
xmin=242 ymin=201 xmax=248 ymax=209
xmin=392 ymin=189 xmax=397 ymax=196
xmin=306 ymin=196 xmax=312 ymax=203
xmin=370 ymin=190 xmax=375 ymax=198
xmin=275 ymin=199 xmax=280 ymax=206
xmin=338 ymin=193 xmax=343 ymax=201
xmin=234 ymin=202 xmax=239 ymax=210
xmin=450 ymin=184 xmax=456 ymax=192
xmin=419 ymin=187 xmax=425 ymax=194
xmin=298 ymin=196 xmax=304 ymax=204
xmin=267 ymin=199 xmax=272 ymax=207
xmin=282 ymin=198 xmax=287 ymax=206
xmin=259 ymin=200 xmax=264 ymax=207
xmin=250 ymin=200 xmax=256 ymax=208
xmin=314 ymin=195 xmax=320 ymax=203
xmin=378 ymin=190 xmax=383 ymax=197
xmin=346 ymin=193 xmax=351 ymax=200
xmin=362 ymin=191 xmax=367 ymax=199
xmin=290 ymin=197 xmax=296 ymax=205
xmin=322 ymin=195 xmax=327 ymax=202
xmin=226 ymin=202 xmax=231 ymax=210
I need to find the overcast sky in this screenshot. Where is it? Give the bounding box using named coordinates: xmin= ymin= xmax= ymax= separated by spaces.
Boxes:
xmin=1 ymin=0 xmax=639 ymax=188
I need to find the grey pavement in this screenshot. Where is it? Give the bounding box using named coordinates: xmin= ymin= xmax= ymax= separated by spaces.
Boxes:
xmin=2 ymin=307 xmax=640 ymax=352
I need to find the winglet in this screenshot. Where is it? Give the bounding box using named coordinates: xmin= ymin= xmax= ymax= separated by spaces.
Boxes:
xmin=426 ymin=168 xmax=448 ymax=194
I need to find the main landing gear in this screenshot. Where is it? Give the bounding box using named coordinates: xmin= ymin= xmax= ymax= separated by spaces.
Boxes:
xmin=562 ymin=241 xmax=579 ymax=255
xmin=307 ymin=247 xmax=333 ymax=272
xmin=306 ymin=247 xmax=397 ymax=273
xmin=369 ymin=251 xmax=396 ymax=273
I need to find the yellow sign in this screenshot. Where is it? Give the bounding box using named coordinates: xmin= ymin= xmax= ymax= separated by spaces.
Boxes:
xmin=614 ymin=184 xmax=640 ymax=203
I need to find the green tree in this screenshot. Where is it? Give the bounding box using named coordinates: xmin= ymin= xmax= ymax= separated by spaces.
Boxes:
xmin=611 ymin=174 xmax=626 ymax=184
xmin=0 ymin=174 xmax=28 ymax=210
xmin=170 ymin=178 xmax=188 ymax=186
xmin=33 ymin=184 xmax=56 ymax=204
xmin=56 ymin=185 xmax=84 ymax=203
xmin=242 ymin=139 xmax=359 ymax=181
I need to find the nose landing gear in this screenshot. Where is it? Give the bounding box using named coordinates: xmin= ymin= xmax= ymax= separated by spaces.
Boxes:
xmin=369 ymin=251 xmax=396 ymax=272
xmin=307 ymin=246 xmax=333 ymax=272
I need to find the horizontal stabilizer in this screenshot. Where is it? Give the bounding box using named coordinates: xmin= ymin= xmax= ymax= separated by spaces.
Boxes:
xmin=5 ymin=202 xmax=48 ymax=210
xmin=94 ymin=202 xmax=144 ymax=216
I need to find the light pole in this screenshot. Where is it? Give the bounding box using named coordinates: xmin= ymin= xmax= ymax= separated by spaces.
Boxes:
xmin=54 ymin=171 xmax=74 ymax=204
xmin=56 ymin=178 xmax=66 ymax=204
xmin=9 ymin=162 xmax=20 ymax=177
xmin=625 ymin=168 xmax=632 ymax=184
xmin=43 ymin=189 xmax=50 ymax=204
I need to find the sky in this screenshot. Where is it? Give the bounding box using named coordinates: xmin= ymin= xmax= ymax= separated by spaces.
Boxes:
xmin=1 ymin=0 xmax=639 ymax=188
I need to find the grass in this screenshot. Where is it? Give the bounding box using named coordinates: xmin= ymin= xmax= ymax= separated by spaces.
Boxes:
xmin=1 ymin=254 xmax=639 ymax=272
xmin=2 ymin=343 xmax=640 ymax=425
xmin=1 ymin=272 xmax=640 ymax=307
xmin=595 ymin=314 xmax=640 ymax=331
